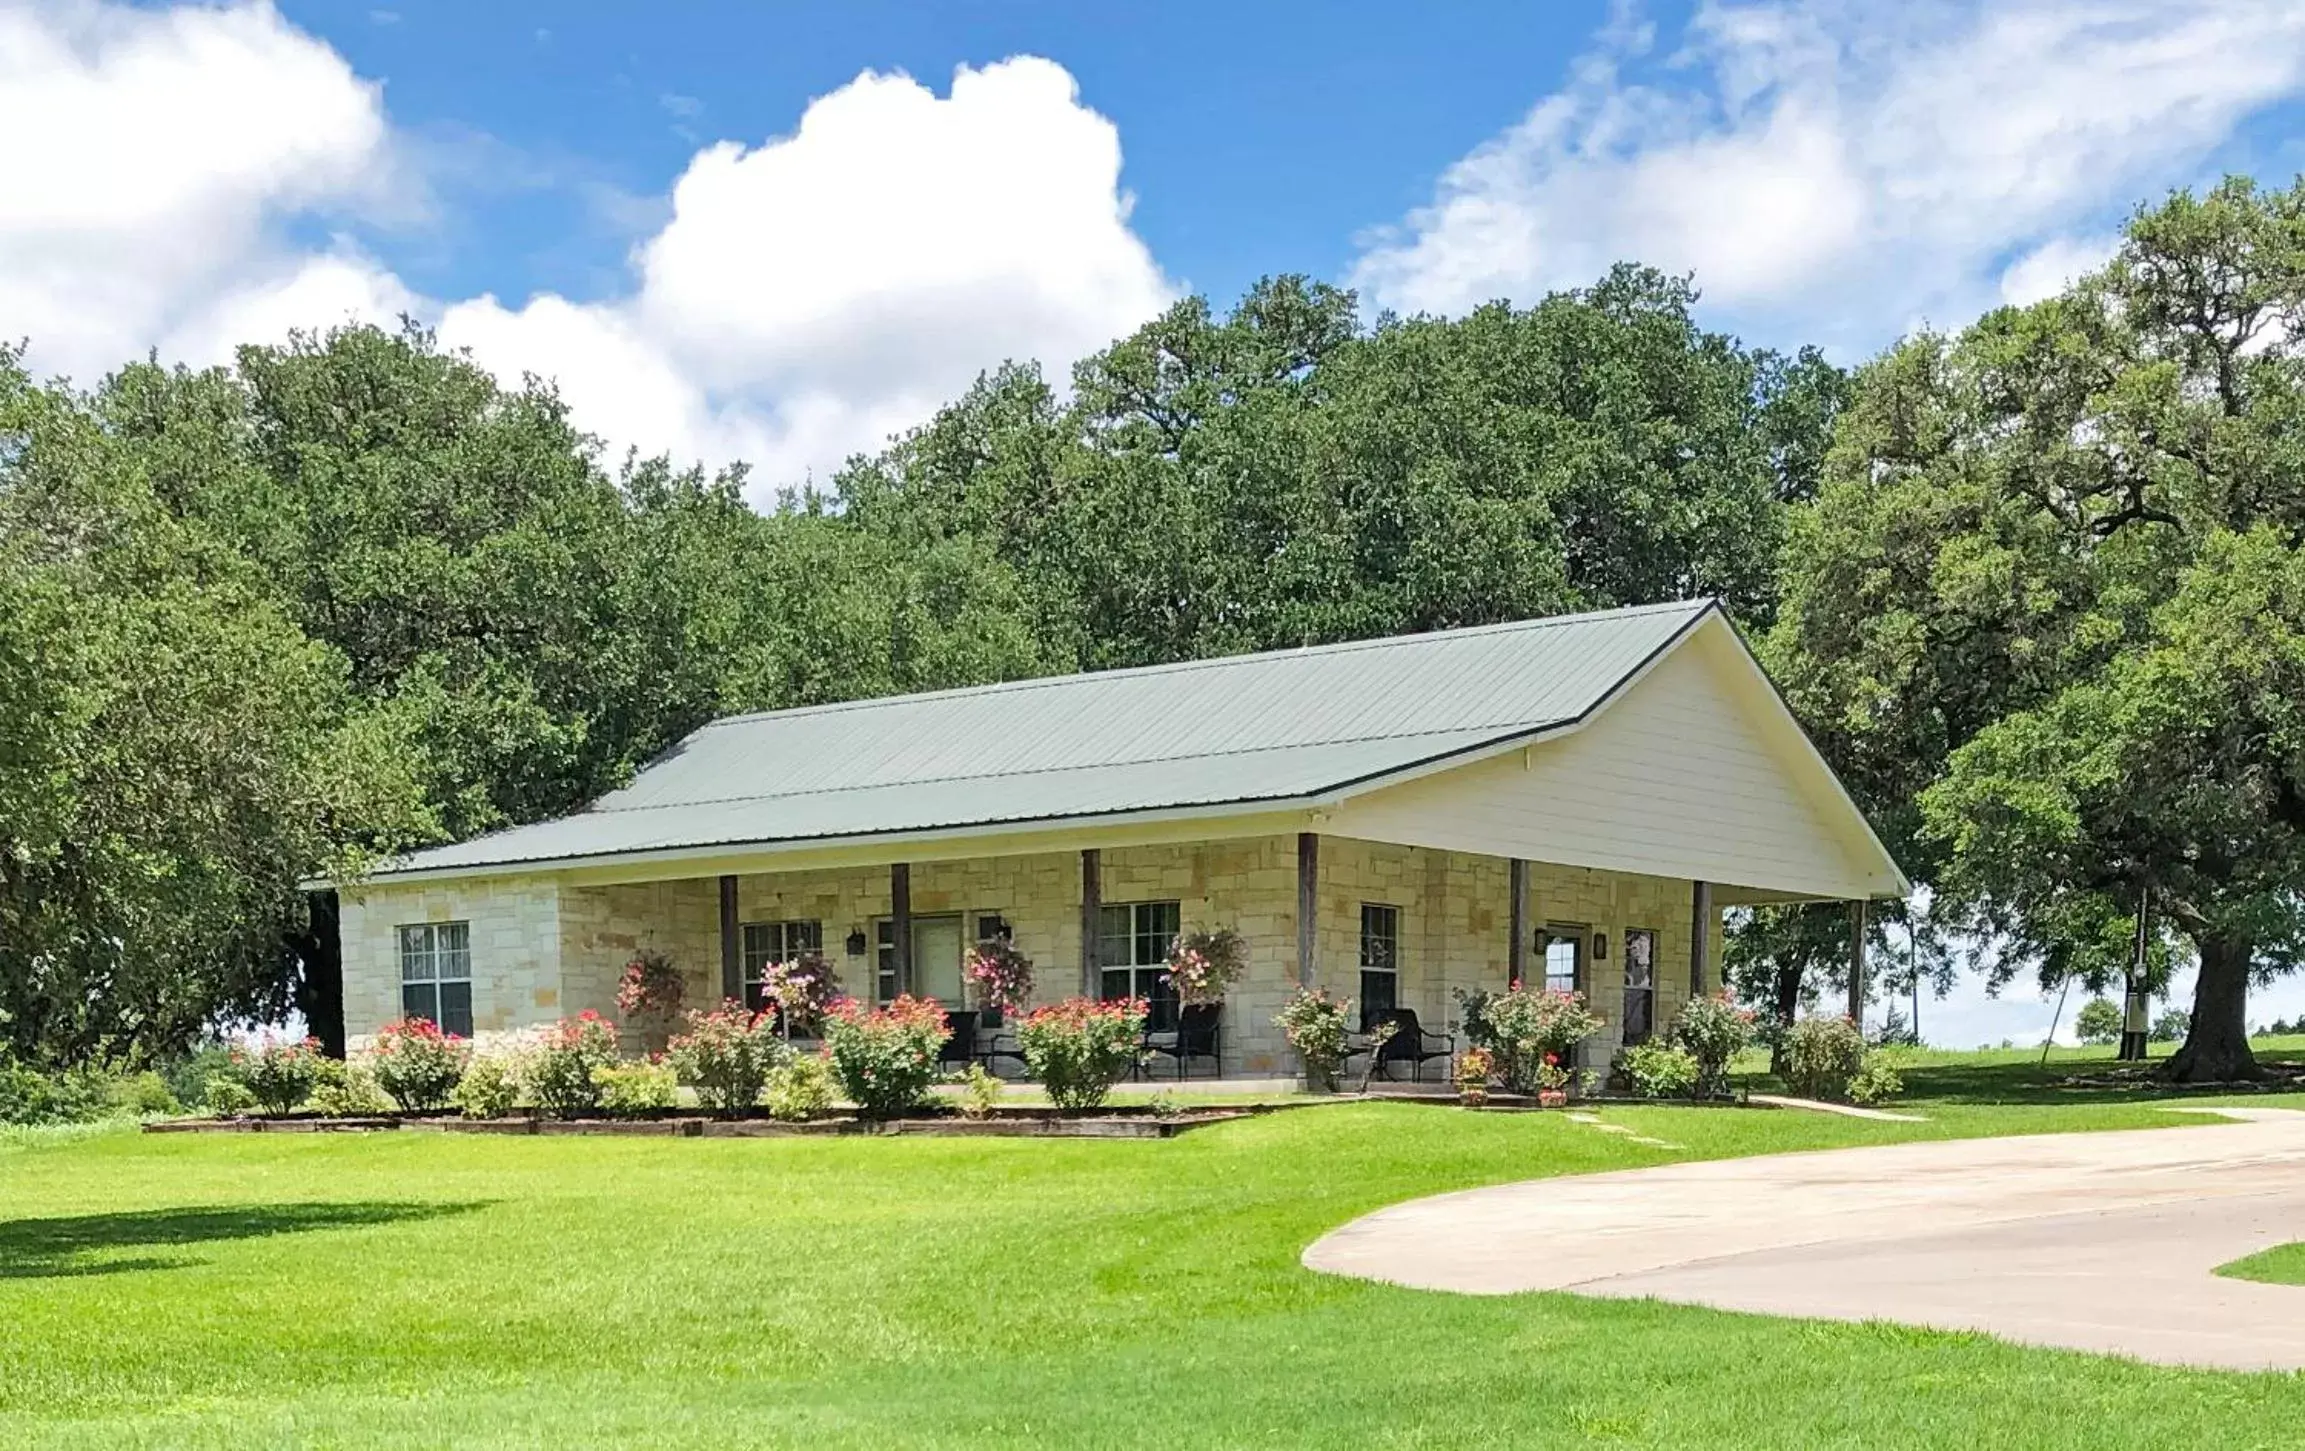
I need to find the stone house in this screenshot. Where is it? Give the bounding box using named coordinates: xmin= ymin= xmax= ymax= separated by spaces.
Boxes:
xmin=336 ymin=599 xmax=1906 ymax=1076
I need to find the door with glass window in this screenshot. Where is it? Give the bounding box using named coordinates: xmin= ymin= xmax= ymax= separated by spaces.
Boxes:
xmin=879 ymin=914 xmax=966 ymax=1004
xmin=1621 ymin=928 xmax=1657 ymax=1045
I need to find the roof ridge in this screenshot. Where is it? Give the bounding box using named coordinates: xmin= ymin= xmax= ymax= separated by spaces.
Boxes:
xmin=701 ymin=597 xmax=1717 ymax=731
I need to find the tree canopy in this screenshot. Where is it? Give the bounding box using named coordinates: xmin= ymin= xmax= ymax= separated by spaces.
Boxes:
xmin=1769 ymin=176 xmax=2305 ymax=1080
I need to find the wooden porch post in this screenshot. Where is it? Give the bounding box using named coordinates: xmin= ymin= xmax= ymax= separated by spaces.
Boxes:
xmin=1847 ymin=899 xmax=1868 ymax=1023
xmin=718 ymin=874 xmax=741 ymax=1002
xmin=1508 ymin=859 xmax=1529 ymax=988
xmin=890 ymin=863 xmax=912 ymax=999
xmin=1296 ymin=832 xmax=1319 ymax=987
xmin=1689 ymin=880 xmax=1711 ymax=997
xmin=1079 ymin=848 xmax=1102 ymax=996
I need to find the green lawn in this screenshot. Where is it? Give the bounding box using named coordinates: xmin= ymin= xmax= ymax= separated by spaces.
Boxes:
xmin=5 ymin=1072 xmax=2305 ymax=1448
xmin=2218 ymin=1243 xmax=2305 ymax=1287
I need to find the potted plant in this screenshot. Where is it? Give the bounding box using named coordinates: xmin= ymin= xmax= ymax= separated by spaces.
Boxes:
xmin=1275 ymin=986 xmax=1353 ymax=1092
xmin=763 ymin=954 xmax=841 ymax=1039
xmin=1455 ymin=1046 xmax=1494 ymax=1106
xmin=1534 ymin=1053 xmax=1571 ymax=1108
xmin=615 ymin=949 xmax=686 ymax=1054
xmin=1165 ymin=927 xmax=1247 ymax=1006
xmin=963 ymin=939 xmax=1035 ymax=1018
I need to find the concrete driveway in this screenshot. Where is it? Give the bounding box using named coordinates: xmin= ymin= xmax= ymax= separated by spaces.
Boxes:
xmin=1303 ymin=1107 xmax=2305 ymax=1370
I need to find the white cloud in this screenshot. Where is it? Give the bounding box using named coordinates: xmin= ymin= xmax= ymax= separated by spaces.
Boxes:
xmin=1997 ymin=233 xmax=2118 ymax=306
xmin=4 ymin=6 xmax=1170 ymax=497
xmin=440 ymin=57 xmax=1174 ymax=493
xmin=1352 ymin=0 xmax=2305 ymax=349
xmin=0 ymin=0 xmax=396 ymax=381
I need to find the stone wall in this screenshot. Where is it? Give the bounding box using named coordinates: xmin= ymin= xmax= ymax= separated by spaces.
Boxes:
xmin=339 ymin=874 xmax=564 ymax=1050
xmin=339 ymin=834 xmax=1728 ymax=1074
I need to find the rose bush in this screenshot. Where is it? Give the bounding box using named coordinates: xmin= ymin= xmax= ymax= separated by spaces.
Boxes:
xmin=821 ymin=996 xmax=949 ymax=1118
xmin=1017 ymin=997 xmax=1145 ymax=1110
xmin=667 ymin=1001 xmax=788 ymax=1117
xmin=1669 ymin=992 xmax=1755 ymax=1100
xmin=234 ymin=1035 xmax=325 ymax=1116
xmin=526 ymin=1011 xmax=621 ymax=1118
xmin=1620 ymin=1041 xmax=1700 ymax=1098
xmin=370 ymin=1017 xmax=470 ymax=1112
xmin=1781 ymin=1015 xmax=1868 ymax=1102
xmin=1481 ymin=988 xmax=1603 ymax=1094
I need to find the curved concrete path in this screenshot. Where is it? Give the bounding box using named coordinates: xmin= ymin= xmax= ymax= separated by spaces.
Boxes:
xmin=1305 ymin=1108 xmax=2305 ymax=1369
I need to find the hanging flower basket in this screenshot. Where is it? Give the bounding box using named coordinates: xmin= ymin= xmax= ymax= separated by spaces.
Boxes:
xmin=1165 ymin=927 xmax=1247 ymax=1006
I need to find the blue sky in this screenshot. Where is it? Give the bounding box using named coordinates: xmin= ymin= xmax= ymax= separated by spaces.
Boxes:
xmin=12 ymin=0 xmax=2305 ymax=1044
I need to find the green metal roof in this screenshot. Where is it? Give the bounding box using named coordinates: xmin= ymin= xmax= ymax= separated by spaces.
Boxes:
xmin=377 ymin=598 xmax=1717 ymax=876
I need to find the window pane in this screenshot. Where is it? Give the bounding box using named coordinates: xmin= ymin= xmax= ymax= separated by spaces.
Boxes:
xmin=1624 ymin=929 xmax=1656 ymax=989
xmin=1135 ymin=901 xmax=1179 ymax=966
xmin=742 ymin=923 xmax=777 ymax=975
xmin=789 ymin=920 xmax=822 ymax=953
xmin=437 ymin=922 xmax=471 ymax=979
xmin=1097 ymin=903 xmax=1132 ymax=967
xmin=437 ymin=981 xmax=474 ymax=1039
xmin=1100 ymin=968 xmax=1132 ymax=1001
xmin=1360 ymin=904 xmax=1398 ymax=970
xmin=401 ymin=982 xmax=436 ymax=1024
xmin=398 ymin=924 xmax=434 ymax=982
xmin=1543 ymin=932 xmax=1581 ymax=993
xmin=1140 ymin=968 xmax=1177 ymax=1032
xmin=1359 ymin=969 xmax=1397 ymax=1027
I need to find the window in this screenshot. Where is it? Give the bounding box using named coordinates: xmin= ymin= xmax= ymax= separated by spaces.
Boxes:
xmin=1099 ymin=900 xmax=1180 ymax=1030
xmin=742 ymin=920 xmax=821 ymax=1013
xmin=1540 ymin=926 xmax=1584 ymax=995
xmin=1359 ymin=903 xmax=1400 ymax=1029
xmin=1622 ymin=928 xmax=1658 ymax=1045
xmin=398 ymin=922 xmax=473 ymax=1037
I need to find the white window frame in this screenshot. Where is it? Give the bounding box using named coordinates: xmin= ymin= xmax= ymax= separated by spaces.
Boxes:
xmin=1359 ymin=902 xmax=1401 ymax=1029
xmin=398 ymin=921 xmax=473 ymax=1036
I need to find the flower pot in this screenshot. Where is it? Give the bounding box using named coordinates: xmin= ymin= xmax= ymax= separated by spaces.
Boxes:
xmin=1537 ymin=1088 xmax=1568 ymax=1108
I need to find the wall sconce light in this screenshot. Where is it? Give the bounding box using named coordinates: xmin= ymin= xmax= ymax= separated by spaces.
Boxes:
xmin=844 ymin=929 xmax=868 ymax=957
xmin=1592 ymin=933 xmax=1609 ymax=960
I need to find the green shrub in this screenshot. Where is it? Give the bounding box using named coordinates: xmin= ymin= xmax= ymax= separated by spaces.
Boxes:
xmin=452 ymin=1055 xmax=521 ymax=1119
xmin=1781 ymin=1016 xmax=1868 ymax=1102
xmin=821 ymin=996 xmax=949 ymax=1118
xmin=1016 ymin=997 xmax=1145 ymax=1110
xmin=1670 ymin=992 xmax=1755 ymax=1098
xmin=308 ymin=1059 xmax=393 ymax=1117
xmin=370 ymin=1018 xmax=470 ymax=1112
xmin=2150 ymin=1007 xmax=2190 ymax=1043
xmin=1482 ymin=988 xmax=1604 ymax=1094
xmin=203 ymin=1075 xmax=257 ymax=1117
xmin=1850 ymin=1052 xmax=1905 ymax=1106
xmin=764 ymin=1055 xmax=838 ymax=1122
xmin=527 ymin=1012 xmax=621 ymax=1118
xmin=1275 ymin=987 xmax=1353 ymax=1091
xmin=162 ymin=1045 xmax=236 ymax=1113
xmin=953 ymin=1062 xmax=1004 ymax=1119
xmin=1620 ymin=1042 xmax=1700 ymax=1098
xmin=235 ymin=1037 xmax=326 ymax=1116
xmin=591 ymin=1060 xmax=678 ymax=1118
xmin=667 ymin=1001 xmax=787 ymax=1117
xmin=122 ymin=1071 xmax=181 ymax=1116
xmin=0 ymin=1060 xmax=62 ymax=1125
xmin=2074 ymin=997 xmax=2123 ymax=1046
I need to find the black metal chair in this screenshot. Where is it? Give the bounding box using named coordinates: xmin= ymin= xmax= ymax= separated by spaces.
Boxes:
xmin=1144 ymin=1003 xmax=1223 ymax=1080
xmin=938 ymin=1010 xmax=981 ymax=1070
xmin=1369 ymin=1008 xmax=1454 ymax=1082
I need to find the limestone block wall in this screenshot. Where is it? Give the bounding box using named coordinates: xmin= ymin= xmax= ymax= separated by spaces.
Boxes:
xmin=558 ymin=878 xmax=720 ymax=1050
xmin=339 ymin=874 xmax=565 ymax=1049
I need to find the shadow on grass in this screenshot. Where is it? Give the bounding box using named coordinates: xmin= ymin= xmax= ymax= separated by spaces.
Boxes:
xmin=0 ymin=1200 xmax=486 ymax=1279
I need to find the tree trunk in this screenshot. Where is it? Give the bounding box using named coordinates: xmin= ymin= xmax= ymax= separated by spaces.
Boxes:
xmin=2166 ymin=933 xmax=2259 ymax=1083
xmin=1768 ymin=962 xmax=1803 ymax=1076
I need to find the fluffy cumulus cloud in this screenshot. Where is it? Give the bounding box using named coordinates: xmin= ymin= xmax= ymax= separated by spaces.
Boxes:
xmin=3 ymin=3 xmax=1170 ymax=494
xmin=445 ymin=56 xmax=1176 ymax=491
xmin=0 ymin=0 xmax=402 ymax=381
xmin=1352 ymin=0 xmax=2305 ymax=349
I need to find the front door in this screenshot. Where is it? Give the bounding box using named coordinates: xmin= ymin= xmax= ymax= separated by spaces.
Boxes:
xmin=911 ymin=914 xmax=965 ymax=1004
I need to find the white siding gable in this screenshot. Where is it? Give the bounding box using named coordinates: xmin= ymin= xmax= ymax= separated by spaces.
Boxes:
xmin=1322 ymin=614 xmax=1903 ymax=902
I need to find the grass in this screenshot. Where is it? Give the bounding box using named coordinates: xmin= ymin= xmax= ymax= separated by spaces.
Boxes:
xmin=4 ymin=1060 xmax=2304 ymax=1448
xmin=2217 ymin=1243 xmax=2305 ymax=1287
